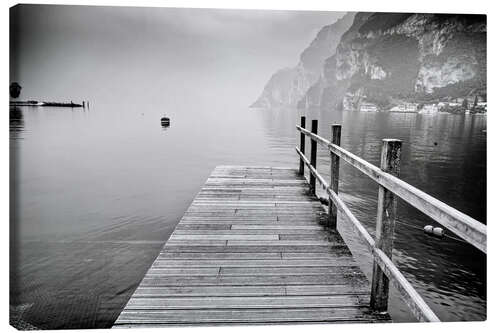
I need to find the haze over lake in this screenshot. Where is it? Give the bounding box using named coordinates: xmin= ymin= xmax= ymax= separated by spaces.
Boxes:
xmin=10 ymin=5 xmax=486 ymax=329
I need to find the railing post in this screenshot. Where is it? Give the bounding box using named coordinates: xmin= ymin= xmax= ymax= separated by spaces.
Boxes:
xmin=370 ymin=138 xmax=402 ymax=312
xmin=298 ymin=116 xmax=306 ymax=175
xmin=309 ymin=119 xmax=318 ymax=195
xmin=328 ymin=124 xmax=341 ymax=229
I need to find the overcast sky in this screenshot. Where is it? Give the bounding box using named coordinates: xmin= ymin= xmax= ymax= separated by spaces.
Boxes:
xmin=10 ymin=5 xmax=344 ymax=106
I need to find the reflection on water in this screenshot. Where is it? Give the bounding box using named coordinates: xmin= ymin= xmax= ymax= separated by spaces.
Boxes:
xmin=10 ymin=105 xmax=486 ymax=328
xmin=10 ymin=107 xmax=24 ymax=138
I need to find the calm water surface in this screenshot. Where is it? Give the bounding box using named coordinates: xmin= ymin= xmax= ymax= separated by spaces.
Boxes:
xmin=10 ymin=103 xmax=486 ymax=328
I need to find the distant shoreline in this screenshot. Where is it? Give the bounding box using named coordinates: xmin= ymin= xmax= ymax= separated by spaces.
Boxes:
xmin=10 ymin=100 xmax=83 ymax=108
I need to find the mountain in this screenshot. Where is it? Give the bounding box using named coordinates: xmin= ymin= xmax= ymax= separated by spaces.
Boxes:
xmin=250 ymin=12 xmax=355 ymax=108
xmin=299 ymin=13 xmax=487 ymax=110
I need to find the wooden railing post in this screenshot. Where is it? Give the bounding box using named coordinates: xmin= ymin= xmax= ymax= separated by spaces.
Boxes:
xmin=370 ymin=138 xmax=402 ymax=312
xmin=298 ymin=116 xmax=306 ymax=175
xmin=309 ymin=120 xmax=318 ymax=194
xmin=328 ymin=124 xmax=341 ymax=229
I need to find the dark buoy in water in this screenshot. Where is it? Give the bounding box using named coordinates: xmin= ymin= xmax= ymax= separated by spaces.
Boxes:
xmin=161 ymin=116 xmax=170 ymax=127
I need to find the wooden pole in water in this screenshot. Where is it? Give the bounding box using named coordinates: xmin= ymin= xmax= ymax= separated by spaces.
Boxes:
xmin=298 ymin=116 xmax=306 ymax=176
xmin=328 ymin=124 xmax=342 ymax=229
xmin=370 ymin=138 xmax=402 ymax=312
xmin=309 ymin=119 xmax=318 ymax=195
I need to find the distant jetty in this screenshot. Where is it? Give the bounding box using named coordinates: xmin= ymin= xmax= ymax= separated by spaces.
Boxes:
xmin=10 ymin=100 xmax=85 ymax=108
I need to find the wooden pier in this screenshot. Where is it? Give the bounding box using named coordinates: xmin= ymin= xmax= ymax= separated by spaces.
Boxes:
xmin=113 ymin=165 xmax=389 ymax=326
xmin=113 ymin=117 xmax=486 ymax=327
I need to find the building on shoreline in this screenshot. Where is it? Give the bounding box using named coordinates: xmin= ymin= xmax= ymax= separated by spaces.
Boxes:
xmin=419 ymin=104 xmax=439 ymax=114
xmin=389 ymin=103 xmax=418 ymax=113
xmin=358 ymin=103 xmax=378 ymax=112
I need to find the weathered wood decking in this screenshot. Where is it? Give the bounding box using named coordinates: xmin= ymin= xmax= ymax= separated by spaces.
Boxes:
xmin=113 ymin=166 xmax=391 ymax=327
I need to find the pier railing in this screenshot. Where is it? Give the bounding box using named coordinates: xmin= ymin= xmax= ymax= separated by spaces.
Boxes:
xmin=296 ymin=116 xmax=486 ymax=322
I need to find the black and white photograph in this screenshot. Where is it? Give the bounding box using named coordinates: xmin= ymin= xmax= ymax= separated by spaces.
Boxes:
xmin=7 ymin=0 xmax=491 ymax=330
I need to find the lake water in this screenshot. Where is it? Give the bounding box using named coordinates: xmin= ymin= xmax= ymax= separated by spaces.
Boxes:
xmin=10 ymin=102 xmax=486 ymax=328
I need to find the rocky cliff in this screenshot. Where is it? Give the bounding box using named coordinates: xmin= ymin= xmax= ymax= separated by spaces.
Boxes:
xmin=299 ymin=13 xmax=486 ymax=110
xmin=250 ymin=12 xmax=355 ymax=108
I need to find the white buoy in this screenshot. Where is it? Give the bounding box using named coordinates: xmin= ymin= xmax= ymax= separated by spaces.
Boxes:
xmin=424 ymin=225 xmax=433 ymax=234
xmin=423 ymin=225 xmax=445 ymax=238
xmin=432 ymin=227 xmax=445 ymax=238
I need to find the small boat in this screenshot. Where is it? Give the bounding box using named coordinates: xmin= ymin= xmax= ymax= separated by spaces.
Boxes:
xmin=161 ymin=116 xmax=170 ymax=127
xmin=41 ymin=101 xmax=83 ymax=107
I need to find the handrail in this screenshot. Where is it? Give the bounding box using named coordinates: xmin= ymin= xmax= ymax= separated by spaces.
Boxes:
xmin=296 ymin=125 xmax=486 ymax=254
xmin=296 ymin=148 xmax=440 ymax=322
xmin=295 ymin=119 xmax=486 ymax=322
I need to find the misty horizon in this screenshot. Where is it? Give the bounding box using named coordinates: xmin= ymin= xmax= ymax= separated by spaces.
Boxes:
xmin=10 ymin=5 xmax=344 ymax=108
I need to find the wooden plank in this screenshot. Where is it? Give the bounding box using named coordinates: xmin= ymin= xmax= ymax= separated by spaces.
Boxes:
xmin=163 ymin=241 xmax=343 ymax=247
xmin=115 ymin=308 xmax=390 ymax=325
xmin=164 ymin=240 xmax=227 ymax=246
xmin=139 ymin=274 xmax=369 ymax=287
xmin=160 ymin=245 xmax=350 ymax=253
xmin=192 ymin=200 xmax=320 ymax=205
xmin=279 ymin=234 xmax=333 ymax=241
xmin=282 ymin=252 xmax=351 ymax=259
xmin=180 ymin=218 xmax=325 ymax=223
xmin=146 ymin=268 xmax=219 ymax=276
xmin=151 ymin=259 xmax=356 ymax=268
xmin=133 ymin=286 xmax=286 ymax=297
xmin=123 ymin=295 xmax=368 ymax=310
xmin=175 ymin=224 xmax=231 ymax=230
xmin=230 ymin=224 xmax=323 ymax=230
xmin=172 ymin=229 xmax=328 ymax=235
xmin=169 ymin=234 xmax=279 ymax=241
xmin=285 ymin=284 xmax=370 ymax=295
xmin=158 ymin=252 xmax=282 ymax=260
xmin=219 ymin=266 xmax=362 ymax=276
xmin=225 ymin=240 xmax=334 ymax=246
xmin=131 ymin=284 xmax=370 ymax=297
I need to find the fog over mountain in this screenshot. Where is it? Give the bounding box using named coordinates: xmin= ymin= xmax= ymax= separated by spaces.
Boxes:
xmin=251 ymin=12 xmax=354 ymax=108
xmin=253 ymin=12 xmax=486 ymax=111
